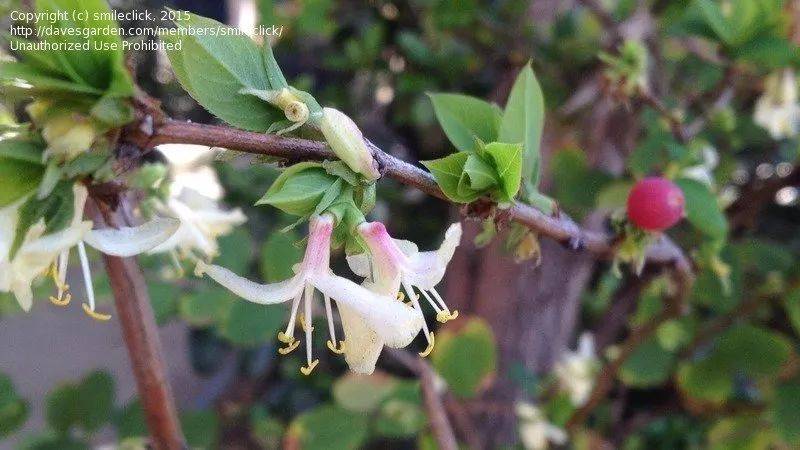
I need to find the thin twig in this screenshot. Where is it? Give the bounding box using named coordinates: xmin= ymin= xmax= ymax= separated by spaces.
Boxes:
xmin=123 ymin=118 xmax=692 ymax=275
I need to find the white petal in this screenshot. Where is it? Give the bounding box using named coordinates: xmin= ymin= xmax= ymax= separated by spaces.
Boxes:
xmin=312 ymin=273 xmax=422 ymax=348
xmin=577 ymin=332 xmax=595 ymax=359
xmin=195 ymin=260 xmax=303 ymax=304
xmin=20 ymin=221 xmax=91 ymax=256
xmin=405 ymin=222 xmax=462 ymax=290
xmin=346 ymin=253 xmax=372 ymax=278
xmin=84 ymin=218 xmax=180 ymax=257
xmin=11 ymin=279 xmax=33 ymax=311
xmin=337 ymin=302 xmax=384 ymax=374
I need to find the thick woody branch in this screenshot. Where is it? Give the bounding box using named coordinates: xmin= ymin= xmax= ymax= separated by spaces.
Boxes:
xmin=124 ymin=119 xmax=692 ymax=278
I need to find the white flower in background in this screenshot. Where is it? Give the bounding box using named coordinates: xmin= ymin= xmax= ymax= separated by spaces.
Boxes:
xmin=0 ymin=185 xmax=179 ymax=317
xmin=346 ymin=221 xmax=462 ymax=364
xmin=194 ymin=214 xmax=423 ymax=375
xmin=516 ymin=402 xmax=568 ymax=450
xmin=754 ymin=69 xmax=800 ymax=140
xmin=681 ymin=145 xmax=719 ymax=187
xmin=149 ymin=144 xmax=246 ymax=261
xmin=553 ymin=333 xmax=598 ymax=407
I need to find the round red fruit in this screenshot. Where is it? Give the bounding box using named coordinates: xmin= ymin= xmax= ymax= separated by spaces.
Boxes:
xmin=626 ymin=177 xmax=685 ymax=231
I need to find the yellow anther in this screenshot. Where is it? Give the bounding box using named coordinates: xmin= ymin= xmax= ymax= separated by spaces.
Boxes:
xmin=419 ymin=333 xmax=435 ymax=357
xmin=278 ymin=340 xmax=300 ymax=355
xmin=436 ymin=310 xmax=460 ymax=323
xmin=49 ymin=293 xmax=71 ymax=306
xmin=300 ymin=359 xmax=319 ymax=376
xmin=81 ymin=303 xmax=111 ymax=321
xmin=397 ymin=291 xmax=405 ymax=302
xmin=299 ymin=313 xmax=314 ymax=332
xmin=277 ymin=331 xmax=295 ymax=344
xmin=326 ymin=340 xmax=345 ymax=355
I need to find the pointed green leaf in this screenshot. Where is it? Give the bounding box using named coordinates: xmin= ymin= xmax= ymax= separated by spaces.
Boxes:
xmin=257 ymin=163 xmax=338 ymax=216
xmin=0 ymin=158 xmax=44 ymax=208
xmin=462 ymin=154 xmax=499 ymax=191
xmin=422 ymin=152 xmax=482 ymax=203
xmin=428 ymin=93 xmax=501 ymax=151
xmin=675 ymin=178 xmax=728 ymax=240
xmin=499 ymin=63 xmax=545 ymax=192
xmin=484 ymin=142 xmax=523 ymax=202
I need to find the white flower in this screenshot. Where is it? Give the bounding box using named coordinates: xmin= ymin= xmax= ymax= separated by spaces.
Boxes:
xmin=346 ymin=221 xmax=462 ymax=363
xmin=149 ymin=144 xmax=246 ymax=260
xmin=194 ymin=214 xmax=423 ymax=375
xmin=319 ymin=107 xmax=380 ymax=181
xmin=516 ymin=402 xmax=568 ymax=450
xmin=553 ymin=333 xmax=598 ymax=407
xmin=0 ymin=185 xmax=179 ymax=317
xmin=754 ymin=69 xmax=800 ymax=140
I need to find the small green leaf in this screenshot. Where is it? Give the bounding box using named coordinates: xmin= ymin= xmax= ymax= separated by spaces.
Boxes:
xmin=484 ymin=142 xmax=523 ymax=202
xmin=286 ymin=404 xmax=369 ymax=450
xmin=431 ymin=317 xmax=497 ymax=398
xmin=619 ymin=338 xmax=676 ymax=387
xmin=675 ymin=178 xmax=728 ymax=240
xmin=428 ymin=93 xmax=501 ymax=151
xmin=10 ymin=180 xmax=75 ymax=259
xmin=0 ymin=374 xmax=28 ymax=438
xmin=0 ymin=61 xmax=104 ymax=95
xmin=499 ymin=62 xmax=545 ymax=192
xmin=462 ymin=154 xmax=499 ymax=191
xmin=45 ymin=370 xmax=114 ymax=434
xmin=90 ymin=95 xmax=134 ymax=127
xmin=219 ymin=301 xmax=285 ymax=347
xmin=257 ymin=164 xmax=339 ymax=217
xmin=422 ymin=152 xmax=482 ymax=203
xmin=260 ymin=231 xmax=303 ymax=283
xmin=0 ymin=158 xmax=44 ymax=208
xmin=180 ymin=410 xmax=219 ymax=449
xmin=333 ymin=372 xmax=398 ymax=413
xmin=0 ymin=137 xmax=45 ymax=164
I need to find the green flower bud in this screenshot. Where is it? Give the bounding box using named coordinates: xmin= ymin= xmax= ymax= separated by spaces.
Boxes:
xmin=319 ymin=107 xmax=380 ymax=181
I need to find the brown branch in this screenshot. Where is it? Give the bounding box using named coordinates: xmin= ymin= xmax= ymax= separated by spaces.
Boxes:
xmin=566 ymin=270 xmax=692 ymax=430
xmin=123 ymin=119 xmax=692 ymax=275
xmin=89 ymin=196 xmax=187 ymax=450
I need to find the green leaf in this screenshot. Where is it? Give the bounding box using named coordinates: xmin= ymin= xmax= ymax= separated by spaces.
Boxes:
xmin=462 ymin=154 xmax=498 ymax=191
xmin=0 ymin=373 xmax=28 ymax=438
xmin=619 ymin=338 xmax=676 ymax=387
xmin=773 ymin=382 xmax=800 ymax=445
xmin=10 ymin=180 xmax=74 ymax=259
xmin=214 ymin=227 xmax=254 ymax=274
xmin=249 ymin=406 xmax=284 ymax=448
xmin=62 ymin=153 xmax=109 ymax=178
xmin=46 ymin=371 xmax=114 ymax=434
xmin=180 ymin=410 xmax=219 ymax=449
xmin=262 ymin=43 xmax=288 ymax=89
xmin=90 ymin=95 xmax=134 ymax=127
xmin=286 ymin=404 xmax=369 ymax=450
xmin=374 ymin=382 xmax=425 ymax=438
xmin=257 ymin=163 xmax=338 ymax=216
xmin=165 ymin=12 xmax=280 ymax=131
xmin=332 ymin=372 xmax=398 ymax=413
xmin=499 ymin=63 xmax=545 ymax=191
xmin=113 ymin=400 xmax=147 ymax=439
xmin=0 ymin=136 xmax=45 ymax=164
xmin=675 ymin=178 xmax=728 ymax=240
xmin=428 ymin=93 xmax=501 ymax=151
xmin=178 ymin=287 xmax=234 ymax=327
xmin=0 ymin=157 xmax=44 ymax=207
xmin=0 ymin=61 xmax=104 ymax=95
xmin=484 ymin=142 xmax=523 ymax=202
xmin=677 ymin=359 xmax=733 ymax=403
xmin=219 ymin=301 xmax=285 ymax=347
xmin=422 ymin=152 xmax=482 ymax=203
xmin=260 ymin=231 xmax=302 ymax=282
xmin=431 ymin=317 xmax=497 ymax=398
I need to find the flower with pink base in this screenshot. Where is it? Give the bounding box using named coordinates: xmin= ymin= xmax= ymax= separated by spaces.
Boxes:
xmin=347 ymin=221 xmax=462 ymax=360
xmin=195 ymin=214 xmax=423 ymax=375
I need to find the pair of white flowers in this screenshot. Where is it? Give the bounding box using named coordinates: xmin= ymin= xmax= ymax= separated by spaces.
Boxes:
xmin=195 ymin=214 xmax=462 ymax=375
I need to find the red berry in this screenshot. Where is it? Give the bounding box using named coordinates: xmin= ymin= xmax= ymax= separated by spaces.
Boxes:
xmin=626 ymin=177 xmax=685 ymax=231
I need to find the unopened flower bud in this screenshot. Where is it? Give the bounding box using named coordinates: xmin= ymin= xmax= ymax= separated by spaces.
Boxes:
xmin=319 ymin=107 xmax=380 ymax=181
xmin=41 ymin=114 xmax=96 ymax=162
